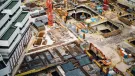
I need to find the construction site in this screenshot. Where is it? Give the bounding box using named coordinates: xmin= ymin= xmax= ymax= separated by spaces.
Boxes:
xmin=1 ymin=0 xmax=135 ymax=76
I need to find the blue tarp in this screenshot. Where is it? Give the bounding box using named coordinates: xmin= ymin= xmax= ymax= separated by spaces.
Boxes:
xmin=75 ymin=54 xmax=87 ymax=60
xmin=97 ymin=6 xmax=102 ymax=10
xmin=66 ymin=69 xmax=86 ymax=76
xmin=61 ymin=62 xmax=74 ymax=72
xmin=97 ymin=5 xmax=103 ymax=14
xmin=81 ymin=29 xmax=88 ymax=33
xmin=90 ymin=18 xmax=98 ymax=22
xmin=78 ymin=56 xmax=91 ymax=66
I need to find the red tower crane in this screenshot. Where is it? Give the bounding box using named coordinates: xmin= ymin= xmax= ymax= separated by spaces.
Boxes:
xmin=103 ymin=0 xmax=109 ymax=10
xmin=46 ymin=0 xmax=53 ymax=26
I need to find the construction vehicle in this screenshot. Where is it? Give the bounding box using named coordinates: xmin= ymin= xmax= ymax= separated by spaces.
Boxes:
xmin=99 ymin=59 xmax=111 ymax=66
xmin=84 ymin=43 xmax=112 ymax=74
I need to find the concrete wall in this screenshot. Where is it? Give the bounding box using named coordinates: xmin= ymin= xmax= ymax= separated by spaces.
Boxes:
xmin=117 ymin=0 xmax=135 ymax=9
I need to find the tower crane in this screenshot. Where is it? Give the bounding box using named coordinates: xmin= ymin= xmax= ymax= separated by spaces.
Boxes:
xmin=103 ymin=0 xmax=109 ymax=10
xmin=46 ymin=0 xmax=53 ymax=26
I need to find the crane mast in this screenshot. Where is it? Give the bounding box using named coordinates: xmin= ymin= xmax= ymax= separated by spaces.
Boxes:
xmin=46 ymin=0 xmax=53 ymax=26
xmin=103 ymin=0 xmax=109 ymax=10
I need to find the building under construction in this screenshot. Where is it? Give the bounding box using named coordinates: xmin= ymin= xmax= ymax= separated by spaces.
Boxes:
xmin=0 ymin=0 xmax=135 ymax=76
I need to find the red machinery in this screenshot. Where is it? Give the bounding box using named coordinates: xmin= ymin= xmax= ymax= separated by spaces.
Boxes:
xmin=46 ymin=0 xmax=53 ymax=26
xmin=103 ymin=0 xmax=109 ymax=10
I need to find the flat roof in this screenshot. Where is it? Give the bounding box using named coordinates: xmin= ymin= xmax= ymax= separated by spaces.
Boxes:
xmin=34 ymin=21 xmax=44 ymax=27
xmin=78 ymin=56 xmax=91 ymax=66
xmin=75 ymin=54 xmax=87 ymax=60
xmin=0 ymin=23 xmax=17 ymax=40
xmin=61 ymin=62 xmax=74 ymax=72
xmin=66 ymin=69 xmax=86 ymax=76
xmin=5 ymin=1 xmax=18 ymax=9
xmin=15 ymin=12 xmax=28 ymax=22
xmin=0 ymin=13 xmax=6 ymax=20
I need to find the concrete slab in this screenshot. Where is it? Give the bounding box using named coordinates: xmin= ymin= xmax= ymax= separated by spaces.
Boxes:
xmin=116 ymin=62 xmax=131 ymax=72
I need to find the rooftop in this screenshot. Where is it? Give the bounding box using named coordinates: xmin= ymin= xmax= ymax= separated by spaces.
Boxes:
xmin=0 ymin=23 xmax=17 ymax=40
xmin=78 ymin=56 xmax=91 ymax=66
xmin=15 ymin=12 xmax=28 ymax=22
xmin=33 ymin=21 xmax=44 ymax=27
xmin=66 ymin=69 xmax=86 ymax=76
xmin=61 ymin=62 xmax=74 ymax=72
xmin=5 ymin=1 xmax=18 ymax=9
